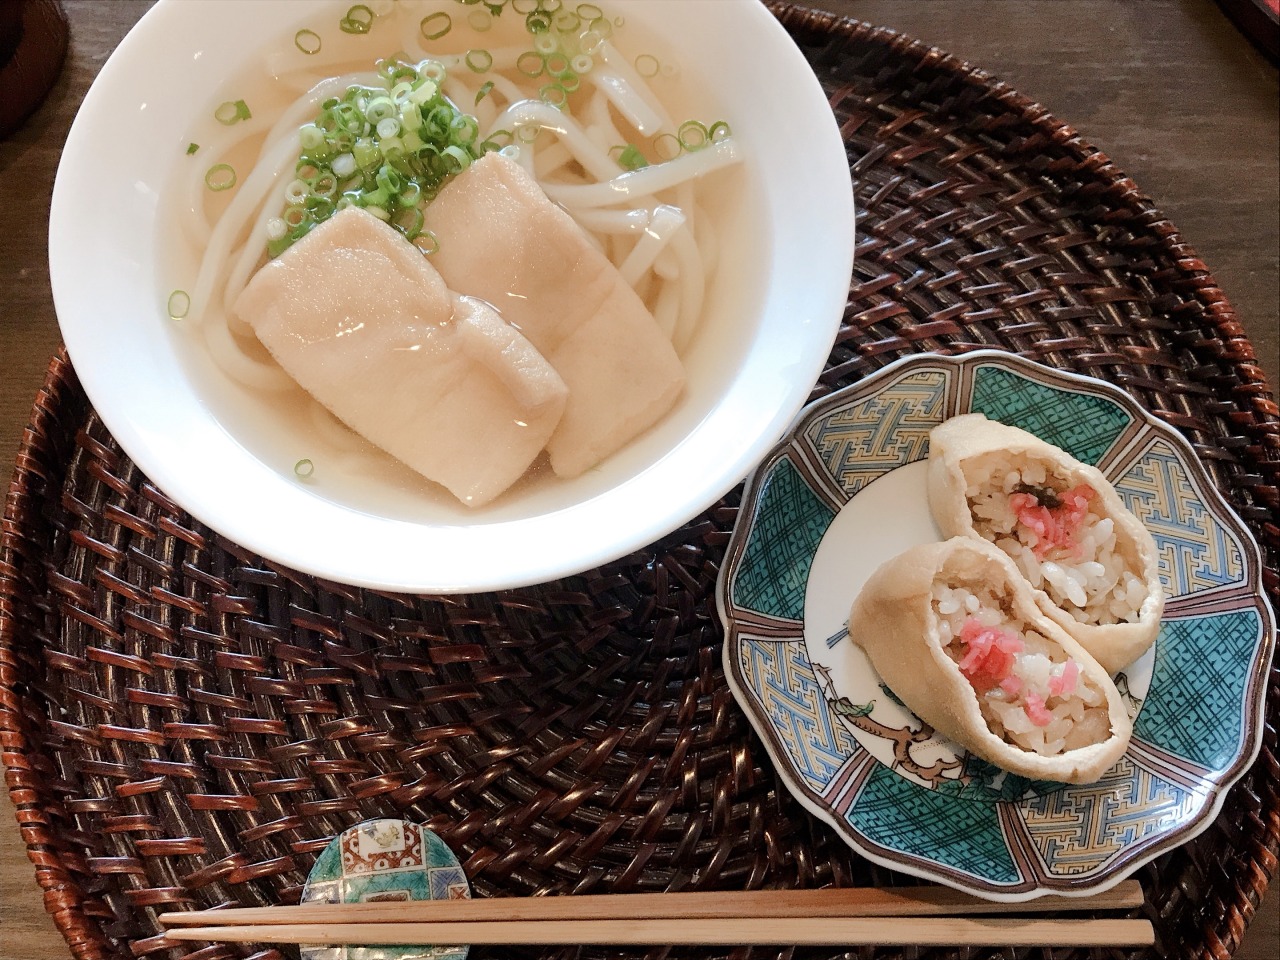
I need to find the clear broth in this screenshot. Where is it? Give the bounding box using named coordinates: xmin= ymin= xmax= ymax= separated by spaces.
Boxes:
xmin=160 ymin=0 xmax=768 ymax=524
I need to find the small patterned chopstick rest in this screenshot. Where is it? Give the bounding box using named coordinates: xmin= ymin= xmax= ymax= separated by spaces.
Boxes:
xmin=300 ymin=819 xmax=473 ymax=960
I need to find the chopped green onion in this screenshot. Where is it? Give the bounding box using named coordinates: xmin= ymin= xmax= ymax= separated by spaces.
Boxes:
xmin=340 ymin=4 xmax=374 ymax=33
xmin=379 ymin=134 xmax=406 ymax=159
xmin=186 ymin=142 xmax=200 ymax=155
xmin=516 ymin=51 xmax=544 ymax=76
xmin=634 ymin=54 xmax=659 ymax=78
xmin=526 ymin=10 xmax=551 ymax=33
xmin=392 ymin=205 xmax=424 ymax=240
xmin=214 ymin=99 xmax=252 ymax=125
xmin=399 ymin=181 xmax=422 ymax=205
xmin=553 ymin=11 xmax=580 ymax=32
xmin=481 ymin=128 xmax=514 ymax=151
xmin=284 ymin=179 xmax=310 ymax=205
xmin=299 ymin=124 xmax=325 ymax=150
xmin=652 ymin=133 xmax=680 ymax=161
xmin=511 ymin=0 xmax=538 ymax=13
xmin=467 ymin=8 xmax=492 ymax=30
xmin=577 ymin=3 xmax=602 ymax=19
xmin=708 ymin=120 xmax=732 ymax=142
xmin=533 ymin=33 xmax=557 ymax=55
xmin=678 ymin=119 xmax=709 ymax=151
xmin=441 ymin=143 xmax=471 ymax=170
xmin=475 ymin=80 xmax=495 ymax=105
xmin=307 ymin=197 xmax=335 ymax=220
xmin=451 ymin=114 xmax=479 ymax=143
xmin=331 ymin=152 xmax=357 ymax=177
xmin=571 ymin=53 xmax=592 ymax=74
xmin=539 ymin=83 xmax=568 ymax=108
xmin=205 ymin=163 xmax=237 ymax=191
xmin=545 ymin=52 xmax=570 ymax=77
xmin=414 ymin=231 xmax=439 ymax=255
xmin=295 ymin=28 xmax=322 ymax=54
xmin=615 ymin=143 xmax=648 ymax=170
xmin=465 ymin=49 xmax=493 ymax=73
xmin=167 ymin=290 xmax=190 ymax=320
xmin=541 ymin=0 xmax=563 ymax=13
xmin=270 ymin=56 xmax=492 ymax=255
xmin=366 ymin=96 xmax=397 ymax=122
xmin=586 ymin=15 xmax=612 ymax=39
xmin=294 ymin=459 xmax=315 ymax=479
xmin=614 ymin=15 xmax=624 ymax=27
xmin=420 ymin=11 xmax=451 ymax=39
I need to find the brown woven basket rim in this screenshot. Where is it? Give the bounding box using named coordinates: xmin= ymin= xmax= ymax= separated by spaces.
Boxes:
xmin=770 ymin=3 xmax=1277 ymax=403
xmin=1 ymin=5 xmax=1277 ymax=960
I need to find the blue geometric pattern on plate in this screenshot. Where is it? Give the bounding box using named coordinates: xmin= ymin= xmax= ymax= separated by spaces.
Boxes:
xmin=1115 ymin=439 xmax=1245 ymax=595
xmin=1020 ymin=755 xmax=1202 ymax=876
xmin=738 ymin=638 xmax=857 ymax=793
xmin=1133 ymin=610 xmax=1262 ymax=772
xmin=970 ymin=364 xmax=1131 ymax=465
xmin=428 ymin=866 xmax=469 ymax=901
xmin=803 ymin=369 xmax=948 ymax=496
xmin=846 ymin=764 xmax=1020 ymax=884
xmin=731 ymin=456 xmax=835 ymax=620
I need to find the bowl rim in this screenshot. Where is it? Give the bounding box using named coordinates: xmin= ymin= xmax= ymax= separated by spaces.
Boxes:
xmin=48 ymin=0 xmax=855 ymax=592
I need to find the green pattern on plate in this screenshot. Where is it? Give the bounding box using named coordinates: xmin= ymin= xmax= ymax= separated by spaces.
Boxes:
xmin=720 ymin=351 xmax=1273 ymax=897
xmin=970 ymin=364 xmax=1131 ymax=464
xmin=846 ymin=764 xmax=1021 ymax=884
xmin=731 ymin=456 xmax=835 ymax=621
xmin=1134 ymin=610 xmax=1262 ymax=772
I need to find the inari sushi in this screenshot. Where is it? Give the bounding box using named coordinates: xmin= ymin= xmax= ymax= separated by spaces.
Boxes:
xmin=849 ymin=538 xmax=1132 ymax=784
xmin=928 ymin=414 xmax=1164 ymax=674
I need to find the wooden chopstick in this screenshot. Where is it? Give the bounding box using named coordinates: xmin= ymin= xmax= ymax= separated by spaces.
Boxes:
xmin=159 ymin=879 xmax=1144 ymax=927
xmin=162 ymin=916 xmax=1156 ymax=947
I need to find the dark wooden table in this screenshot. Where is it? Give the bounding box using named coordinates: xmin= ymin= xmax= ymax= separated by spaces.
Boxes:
xmin=1 ymin=1 xmax=1275 ymax=957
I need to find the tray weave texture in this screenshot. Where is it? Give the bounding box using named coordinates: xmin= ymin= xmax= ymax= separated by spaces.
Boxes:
xmin=3 ymin=5 xmax=1277 ymax=960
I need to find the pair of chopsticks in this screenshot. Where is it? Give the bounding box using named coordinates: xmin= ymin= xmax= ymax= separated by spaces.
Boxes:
xmin=158 ymin=881 xmax=1154 ymax=947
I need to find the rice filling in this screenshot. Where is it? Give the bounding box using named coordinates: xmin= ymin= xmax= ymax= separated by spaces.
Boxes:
xmin=964 ymin=452 xmax=1145 ymax=627
xmin=932 ymin=580 xmax=1112 ymax=757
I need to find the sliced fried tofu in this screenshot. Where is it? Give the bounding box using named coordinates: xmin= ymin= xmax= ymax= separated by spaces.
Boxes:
xmin=423 ymin=153 xmax=685 ymax=478
xmin=233 ymin=206 xmax=567 ymax=507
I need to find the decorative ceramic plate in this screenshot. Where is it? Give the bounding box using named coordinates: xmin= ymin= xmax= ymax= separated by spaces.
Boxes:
xmin=717 ymin=350 xmax=1275 ymax=900
xmin=300 ymin=819 xmax=471 ymax=959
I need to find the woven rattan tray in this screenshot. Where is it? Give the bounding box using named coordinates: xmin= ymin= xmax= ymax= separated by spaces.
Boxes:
xmin=2 ymin=5 xmax=1277 ymax=959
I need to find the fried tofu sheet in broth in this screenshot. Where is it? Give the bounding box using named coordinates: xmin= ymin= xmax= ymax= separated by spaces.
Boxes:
xmin=424 ymin=153 xmax=685 ymax=479
xmin=233 ymin=206 xmax=567 ymax=507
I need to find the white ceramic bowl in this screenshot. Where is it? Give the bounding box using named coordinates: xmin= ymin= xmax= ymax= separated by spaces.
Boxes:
xmin=50 ymin=0 xmax=853 ymax=592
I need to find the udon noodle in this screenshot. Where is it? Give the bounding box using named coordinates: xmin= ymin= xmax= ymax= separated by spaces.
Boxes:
xmin=170 ymin=0 xmax=742 ymax=501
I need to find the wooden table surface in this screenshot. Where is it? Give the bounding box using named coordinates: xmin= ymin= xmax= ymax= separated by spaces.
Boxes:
xmin=0 ymin=1 xmax=1275 ymax=957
